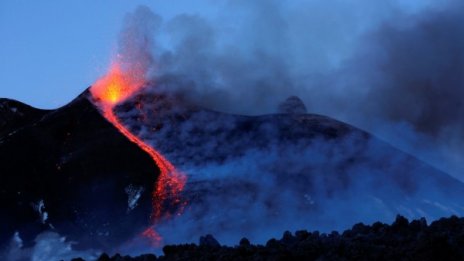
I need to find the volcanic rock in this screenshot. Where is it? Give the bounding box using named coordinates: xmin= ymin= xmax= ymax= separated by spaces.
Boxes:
xmin=277 ymin=95 xmax=307 ymax=114
xmin=199 ymin=234 xmax=220 ymax=248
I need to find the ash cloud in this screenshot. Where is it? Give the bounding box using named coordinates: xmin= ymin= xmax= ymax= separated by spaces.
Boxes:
xmin=335 ymin=0 xmax=464 ymax=176
xmin=149 ymin=0 xmax=399 ymax=113
xmin=118 ymin=1 xmax=463 ymax=178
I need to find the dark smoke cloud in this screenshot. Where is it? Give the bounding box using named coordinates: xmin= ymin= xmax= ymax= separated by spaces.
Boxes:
xmin=362 ymin=13 xmax=464 ymax=137
xmin=149 ymin=0 xmax=399 ymax=114
xmin=127 ymin=0 xmax=463 ymax=178
xmin=336 ymin=0 xmax=464 ymax=176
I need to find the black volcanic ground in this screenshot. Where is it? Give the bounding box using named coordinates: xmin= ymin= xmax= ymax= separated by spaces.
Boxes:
xmin=1 ymin=89 xmax=464 ymax=258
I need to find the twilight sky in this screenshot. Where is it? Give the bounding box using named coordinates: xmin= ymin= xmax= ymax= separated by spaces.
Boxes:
xmin=0 ymin=0 xmax=221 ymax=108
xmin=0 ymin=0 xmax=433 ymax=108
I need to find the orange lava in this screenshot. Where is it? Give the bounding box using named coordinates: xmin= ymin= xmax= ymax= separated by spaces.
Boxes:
xmin=90 ymin=61 xmax=187 ymax=245
xmin=91 ymin=62 xmax=144 ymax=106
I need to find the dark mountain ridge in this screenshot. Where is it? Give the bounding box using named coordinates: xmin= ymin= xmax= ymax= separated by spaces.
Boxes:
xmin=0 ymin=98 xmax=49 ymax=138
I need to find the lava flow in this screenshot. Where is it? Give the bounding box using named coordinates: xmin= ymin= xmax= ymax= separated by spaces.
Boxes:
xmin=90 ymin=61 xmax=187 ymax=244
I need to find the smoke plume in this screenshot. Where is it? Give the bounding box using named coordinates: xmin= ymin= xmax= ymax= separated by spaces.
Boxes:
xmin=118 ymin=1 xmax=463 ymax=179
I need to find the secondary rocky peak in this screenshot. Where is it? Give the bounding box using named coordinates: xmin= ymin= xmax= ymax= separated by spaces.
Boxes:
xmin=278 ymin=96 xmax=307 ymax=114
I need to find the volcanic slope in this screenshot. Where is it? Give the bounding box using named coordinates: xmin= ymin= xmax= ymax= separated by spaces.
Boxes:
xmin=115 ymin=90 xmax=464 ymax=244
xmin=0 ymin=91 xmax=157 ymax=249
xmin=0 ymin=88 xmax=463 ymax=249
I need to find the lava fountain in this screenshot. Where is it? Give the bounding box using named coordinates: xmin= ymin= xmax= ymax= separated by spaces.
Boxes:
xmin=90 ymin=60 xmax=187 ymax=245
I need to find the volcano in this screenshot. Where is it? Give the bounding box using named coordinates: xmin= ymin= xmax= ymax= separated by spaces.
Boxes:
xmin=0 ymin=88 xmax=463 ymax=252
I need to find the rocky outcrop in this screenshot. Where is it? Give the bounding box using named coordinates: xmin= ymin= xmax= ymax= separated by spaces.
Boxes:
xmin=277 ymin=95 xmax=307 ymax=114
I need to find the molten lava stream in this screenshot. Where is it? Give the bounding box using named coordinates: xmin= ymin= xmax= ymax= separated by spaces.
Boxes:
xmin=90 ymin=62 xmax=187 ymax=245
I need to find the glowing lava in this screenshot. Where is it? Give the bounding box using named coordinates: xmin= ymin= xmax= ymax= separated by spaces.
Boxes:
xmin=90 ymin=61 xmax=187 ymax=245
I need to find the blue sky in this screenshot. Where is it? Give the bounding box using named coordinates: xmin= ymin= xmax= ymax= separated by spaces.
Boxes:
xmin=0 ymin=0 xmax=220 ymax=108
xmin=0 ymin=0 xmax=434 ymax=109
